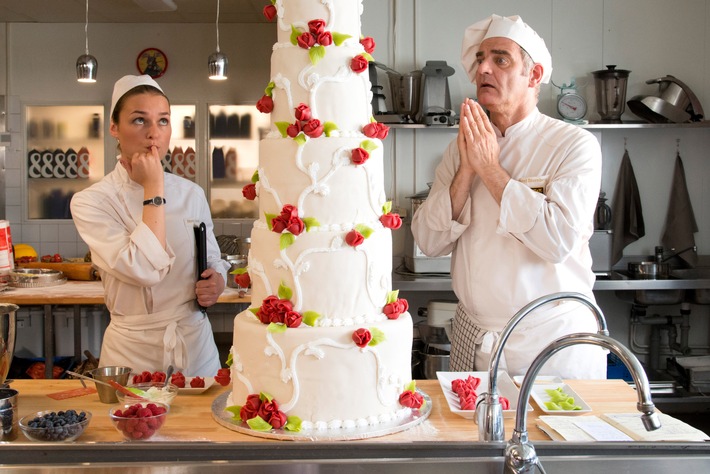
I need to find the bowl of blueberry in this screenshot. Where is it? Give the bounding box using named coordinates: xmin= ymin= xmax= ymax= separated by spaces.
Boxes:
xmin=19 ymin=409 xmax=91 ymax=442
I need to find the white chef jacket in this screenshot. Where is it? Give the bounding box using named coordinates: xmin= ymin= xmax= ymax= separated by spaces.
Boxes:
xmin=71 ymin=160 xmax=230 ymax=376
xmin=412 ymin=109 xmax=607 ymax=378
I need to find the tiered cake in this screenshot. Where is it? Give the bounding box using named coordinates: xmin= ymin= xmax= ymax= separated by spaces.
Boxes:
xmin=229 ymin=0 xmax=417 ymax=434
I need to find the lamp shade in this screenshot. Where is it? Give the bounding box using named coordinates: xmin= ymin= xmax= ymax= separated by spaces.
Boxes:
xmin=76 ymin=54 xmax=98 ymax=83
xmin=208 ymin=51 xmax=228 ymax=80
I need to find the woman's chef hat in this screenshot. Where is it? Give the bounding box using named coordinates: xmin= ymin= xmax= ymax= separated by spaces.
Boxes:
xmin=461 ymin=14 xmax=552 ymax=84
xmin=110 ymin=74 xmax=164 ymax=119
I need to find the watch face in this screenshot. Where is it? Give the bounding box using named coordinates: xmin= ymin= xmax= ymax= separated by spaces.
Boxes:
xmin=557 ymin=93 xmax=587 ymax=121
xmin=154 ymin=197 xmax=164 ymax=205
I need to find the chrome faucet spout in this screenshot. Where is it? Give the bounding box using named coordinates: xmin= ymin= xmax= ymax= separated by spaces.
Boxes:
xmin=476 ymin=292 xmax=608 ymax=442
xmin=505 ymin=332 xmax=661 ymax=474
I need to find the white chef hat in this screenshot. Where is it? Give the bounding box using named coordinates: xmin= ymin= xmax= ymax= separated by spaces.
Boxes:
xmin=461 ymin=14 xmax=552 ymax=84
xmin=110 ymin=74 xmax=164 ymax=120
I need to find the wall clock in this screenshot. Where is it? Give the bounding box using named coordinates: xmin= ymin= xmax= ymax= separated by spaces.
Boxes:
xmin=136 ymin=48 xmax=168 ymax=79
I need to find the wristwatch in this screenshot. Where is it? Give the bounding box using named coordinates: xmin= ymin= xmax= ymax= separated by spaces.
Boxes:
xmin=143 ymin=196 xmax=166 ymax=206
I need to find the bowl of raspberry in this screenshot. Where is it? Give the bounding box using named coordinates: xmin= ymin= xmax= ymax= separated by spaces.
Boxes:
xmin=109 ymin=402 xmax=169 ymax=441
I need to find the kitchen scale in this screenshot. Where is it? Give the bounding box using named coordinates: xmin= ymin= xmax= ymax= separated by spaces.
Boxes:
xmin=554 ymin=79 xmax=588 ymax=124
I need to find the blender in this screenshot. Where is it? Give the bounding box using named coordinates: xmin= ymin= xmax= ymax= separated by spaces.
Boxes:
xmin=592 ymin=65 xmax=631 ymax=123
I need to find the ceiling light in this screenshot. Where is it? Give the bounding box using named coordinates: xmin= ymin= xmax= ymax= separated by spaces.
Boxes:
xmin=76 ymin=0 xmax=97 ymax=83
xmin=208 ymin=0 xmax=228 ymax=80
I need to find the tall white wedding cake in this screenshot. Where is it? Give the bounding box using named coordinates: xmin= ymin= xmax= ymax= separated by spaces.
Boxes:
xmin=228 ymin=0 xmax=419 ymax=435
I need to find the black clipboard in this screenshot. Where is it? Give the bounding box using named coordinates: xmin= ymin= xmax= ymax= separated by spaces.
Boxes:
xmin=194 ymin=222 xmax=207 ymax=311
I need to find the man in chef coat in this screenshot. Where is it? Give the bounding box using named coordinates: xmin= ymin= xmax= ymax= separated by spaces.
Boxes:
xmin=411 ymin=14 xmax=607 ymax=379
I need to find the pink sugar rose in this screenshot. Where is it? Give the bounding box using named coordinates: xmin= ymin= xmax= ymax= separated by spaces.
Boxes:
xmin=379 ymin=213 xmax=402 ymax=229
xmin=350 ymin=54 xmax=369 ymax=74
xmin=360 ymin=36 xmax=376 ymax=54
xmin=308 ymin=19 xmax=326 ymax=36
xmin=383 ymin=298 xmax=409 ymax=320
xmin=294 ymin=103 xmax=312 ymax=122
xmin=262 ymin=4 xmax=277 ymax=21
xmin=297 ymin=32 xmax=316 ymax=49
xmin=399 ymin=390 xmax=424 ymax=409
xmin=240 ymin=393 xmax=262 ymax=421
xmin=345 ymin=230 xmax=365 ymax=247
xmin=284 ymin=310 xmax=303 ymax=328
xmin=242 ymin=183 xmax=257 ymax=200
xmin=317 ymin=31 xmax=333 ymax=47
xmin=352 ymin=328 xmax=372 ymax=348
xmin=286 ymin=121 xmax=302 ymax=138
xmin=267 ymin=410 xmax=288 ymax=430
xmin=363 ymin=122 xmax=390 ymax=139
xmin=351 ymin=147 xmax=370 ymax=165
xmin=302 ymin=119 xmax=324 ymax=138
xmin=256 ymin=95 xmax=274 ymax=114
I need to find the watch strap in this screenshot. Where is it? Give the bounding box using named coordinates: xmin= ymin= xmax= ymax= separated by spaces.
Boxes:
xmin=143 ymin=196 xmax=166 ymax=206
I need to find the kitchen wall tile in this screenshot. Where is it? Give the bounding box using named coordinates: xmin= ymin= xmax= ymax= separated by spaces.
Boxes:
xmin=39 ymin=223 xmax=58 ymax=242
xmin=5 ymin=205 xmax=21 ymax=223
xmin=57 ymin=241 xmax=77 ymax=258
xmin=20 ymin=223 xmax=41 ymax=242
xmin=57 ymin=223 xmax=78 ymax=242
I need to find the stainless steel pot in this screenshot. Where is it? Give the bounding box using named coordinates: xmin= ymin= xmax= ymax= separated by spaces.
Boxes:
xmin=0 ymin=303 xmax=18 ymax=386
xmin=628 ymin=261 xmax=670 ymax=279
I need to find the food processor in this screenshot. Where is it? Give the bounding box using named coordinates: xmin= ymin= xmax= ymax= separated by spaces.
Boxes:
xmin=592 ymin=65 xmax=631 ymax=123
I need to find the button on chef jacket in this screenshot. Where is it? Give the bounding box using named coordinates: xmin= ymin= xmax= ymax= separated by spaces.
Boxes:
xmin=411 ymin=109 xmax=606 ymax=378
xmin=71 ymin=160 xmax=229 ymax=375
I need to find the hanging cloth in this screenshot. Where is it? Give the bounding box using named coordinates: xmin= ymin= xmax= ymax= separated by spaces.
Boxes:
xmin=661 ymin=152 xmax=698 ymax=267
xmin=611 ymin=149 xmax=645 ymax=265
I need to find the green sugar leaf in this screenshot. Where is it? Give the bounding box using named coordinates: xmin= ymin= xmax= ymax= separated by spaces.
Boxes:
xmin=259 ymin=392 xmax=274 ymax=403
xmin=278 ymin=282 xmax=293 ymax=300
xmin=247 ymin=416 xmax=273 ymax=431
xmin=332 ymin=32 xmax=351 ymax=46
xmin=230 ymin=267 xmax=248 ymax=275
xmin=267 ymin=322 xmax=287 ymax=334
xmin=264 ymin=81 xmax=275 ymax=96
xmin=368 ymin=327 xmax=386 ymax=346
xmin=360 ymin=139 xmax=378 ymax=152
xmin=382 ymin=201 xmax=393 ymax=214
xmin=323 ymin=121 xmax=338 ymax=137
xmin=354 ymin=224 xmax=374 ymax=239
xmin=290 ymin=26 xmax=301 ymax=46
xmin=265 ymin=212 xmax=276 ymax=230
xmin=294 ymin=132 xmax=308 ymax=146
xmin=249 ymin=307 xmax=259 ymax=316
xmin=251 ymin=170 xmax=260 ymax=183
xmin=225 ymin=352 xmax=233 ymax=367
xmin=285 ymin=415 xmax=302 ymax=432
xmin=309 ymin=45 xmax=326 ymax=65
xmin=302 ymin=311 xmax=321 ymax=327
xmin=302 ymin=217 xmax=320 ymax=231
xmin=280 ymin=232 xmax=296 ymax=249
xmin=386 ymin=290 xmax=399 ymax=304
xmin=275 ymin=122 xmax=290 ymax=138
xmin=362 ymin=52 xmax=374 ymax=62
xmin=225 ymin=405 xmax=241 ymax=420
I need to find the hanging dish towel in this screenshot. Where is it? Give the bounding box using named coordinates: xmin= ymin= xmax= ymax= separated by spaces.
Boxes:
xmin=611 ymin=149 xmax=645 ymax=265
xmin=661 ymin=153 xmax=698 ymax=267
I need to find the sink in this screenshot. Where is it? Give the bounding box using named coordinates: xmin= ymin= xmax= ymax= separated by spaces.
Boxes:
xmin=671 ymin=268 xmax=710 ymax=304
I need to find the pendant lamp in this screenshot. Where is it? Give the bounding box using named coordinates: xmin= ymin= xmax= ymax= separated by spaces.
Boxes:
xmin=76 ymin=0 xmax=98 ymax=83
xmin=208 ymin=0 xmax=228 ymax=80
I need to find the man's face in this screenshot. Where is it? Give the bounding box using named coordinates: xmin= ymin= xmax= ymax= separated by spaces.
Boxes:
xmin=474 ymin=37 xmax=533 ymax=114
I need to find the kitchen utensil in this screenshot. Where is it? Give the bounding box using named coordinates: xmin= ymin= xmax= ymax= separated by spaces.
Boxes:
xmin=194 ymin=222 xmax=207 ymax=311
xmin=0 ymin=388 xmax=18 ymax=441
xmin=18 ymin=262 xmax=99 ymax=280
xmin=164 ymin=365 xmax=174 ymax=387
xmin=87 ymin=366 xmax=132 ymax=403
xmin=8 ymin=268 xmax=67 ymax=288
xmin=116 ymin=382 xmax=178 ymax=405
xmin=628 ymin=261 xmax=670 ymax=279
xmin=417 ymin=60 xmax=456 ymax=125
xmin=627 ymin=75 xmax=704 ymax=123
xmin=592 ymin=65 xmax=631 ymax=123
xmin=404 ymin=184 xmax=451 ymax=273
xmin=387 ymin=69 xmax=422 ymax=119
xmin=594 ymin=191 xmax=612 ymax=230
xmin=0 ymin=304 xmax=18 ymax=387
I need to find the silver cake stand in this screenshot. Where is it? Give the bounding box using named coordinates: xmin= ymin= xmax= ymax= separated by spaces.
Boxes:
xmin=211 ymin=390 xmax=431 ymax=441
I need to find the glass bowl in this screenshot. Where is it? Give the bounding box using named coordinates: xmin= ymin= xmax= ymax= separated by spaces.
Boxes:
xmin=109 ymin=401 xmax=169 ymax=441
xmin=19 ymin=409 xmax=91 ymax=442
xmin=115 ymin=382 xmax=178 ymax=406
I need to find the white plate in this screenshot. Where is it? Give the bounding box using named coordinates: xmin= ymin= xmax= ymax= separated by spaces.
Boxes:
xmin=436 ymin=371 xmax=531 ymax=419
xmin=179 ymin=377 xmax=215 ymax=394
xmin=529 ymin=382 xmax=591 ymax=414
xmin=512 ymin=375 xmax=563 ymax=387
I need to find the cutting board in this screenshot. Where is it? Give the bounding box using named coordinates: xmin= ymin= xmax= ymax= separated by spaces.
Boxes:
xmin=18 ymin=262 xmax=100 ymax=281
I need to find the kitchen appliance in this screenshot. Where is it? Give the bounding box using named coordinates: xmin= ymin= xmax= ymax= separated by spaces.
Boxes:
xmin=369 ymin=62 xmax=422 ymax=124
xmin=627 ymin=75 xmax=704 ymax=123
xmin=404 ymin=185 xmax=451 ymax=274
xmin=592 ymin=65 xmax=631 ymax=123
xmin=417 ymin=61 xmax=456 ymax=126
xmin=589 ymin=230 xmax=613 ymax=275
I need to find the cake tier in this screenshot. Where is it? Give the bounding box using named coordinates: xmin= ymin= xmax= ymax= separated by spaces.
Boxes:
xmin=249 ymin=224 xmax=393 ymax=325
xmin=231 ymin=309 xmax=413 ymax=429
xmin=274 ymin=0 xmax=364 ymax=45
xmin=257 ymin=136 xmax=385 ymax=226
xmin=269 ymin=44 xmax=372 ymax=132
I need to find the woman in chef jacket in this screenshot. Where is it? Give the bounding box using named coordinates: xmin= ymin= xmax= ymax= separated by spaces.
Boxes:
xmin=71 ymin=75 xmax=229 ymax=376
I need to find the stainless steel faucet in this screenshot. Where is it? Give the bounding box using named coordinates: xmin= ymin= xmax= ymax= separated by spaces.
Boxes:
xmin=505 ymin=333 xmax=661 ymax=474
xmin=475 ymin=292 xmax=609 ymax=442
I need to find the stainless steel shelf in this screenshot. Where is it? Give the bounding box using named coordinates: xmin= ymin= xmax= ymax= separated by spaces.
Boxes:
xmin=581 ymin=121 xmax=710 ymax=129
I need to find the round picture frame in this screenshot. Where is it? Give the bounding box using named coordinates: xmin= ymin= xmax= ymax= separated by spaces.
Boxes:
xmin=136 ymin=47 xmax=168 ymax=79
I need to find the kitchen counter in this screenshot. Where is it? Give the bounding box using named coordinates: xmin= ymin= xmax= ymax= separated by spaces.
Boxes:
xmin=2 ymin=378 xmax=709 ymax=472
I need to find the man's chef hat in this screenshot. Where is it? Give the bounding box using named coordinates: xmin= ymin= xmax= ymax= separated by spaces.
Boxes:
xmin=110 ymin=74 xmax=164 ymax=120
xmin=461 ymin=14 xmax=552 ymax=84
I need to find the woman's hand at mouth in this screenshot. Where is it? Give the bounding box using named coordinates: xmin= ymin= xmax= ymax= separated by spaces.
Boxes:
xmin=121 ymin=145 xmax=165 ymax=192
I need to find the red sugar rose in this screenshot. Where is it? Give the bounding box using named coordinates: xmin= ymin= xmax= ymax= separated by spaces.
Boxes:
xmin=384 ymin=298 xmax=409 ymax=320
xmin=170 ymin=372 xmax=186 ymax=388
xmin=286 ymin=121 xmax=302 ymax=138
xmin=297 ymin=32 xmax=316 ymax=49
xmin=363 ymin=122 xmax=390 ymax=139
xmin=351 ymin=147 xmax=370 ymax=165
xmin=294 ymin=103 xmax=312 ymax=122
xmin=380 ymin=213 xmax=402 ymax=229
xmin=302 ymin=119 xmax=324 ymax=138
xmin=308 ymin=19 xmax=326 ymax=36
xmin=151 ymin=371 xmax=167 ymax=383
xmin=317 ymin=31 xmax=333 ymax=47
xmin=352 ymin=328 xmax=372 ymax=348
xmin=271 ymin=205 xmax=305 ymax=235
xmin=346 ymin=230 xmax=365 ymax=247
xmin=240 ymin=393 xmax=262 ymax=422
xmin=190 ymin=376 xmax=205 ymax=388
xmin=267 ymin=410 xmax=288 ymax=429
xmin=242 ymin=183 xmax=257 ymax=200
xmin=234 ymin=272 xmax=251 ymax=289
xmin=350 ymin=54 xmax=369 ymax=74
xmin=262 ymin=4 xmax=277 ymax=21
xmin=399 ymin=390 xmax=424 ymax=409
xmin=214 ymin=368 xmax=231 ymax=387
xmin=256 ymin=95 xmax=274 ymax=114
xmin=284 ymin=310 xmax=303 ymax=328
xmin=360 ymin=36 xmax=376 ymax=54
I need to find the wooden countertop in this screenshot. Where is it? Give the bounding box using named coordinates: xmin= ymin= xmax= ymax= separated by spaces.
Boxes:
xmin=0 ymin=280 xmax=249 ymax=305
xmin=4 ymin=378 xmax=639 ymax=444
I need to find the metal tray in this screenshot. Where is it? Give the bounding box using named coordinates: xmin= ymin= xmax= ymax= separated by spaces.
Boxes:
xmin=8 ymin=268 xmax=67 ymax=287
